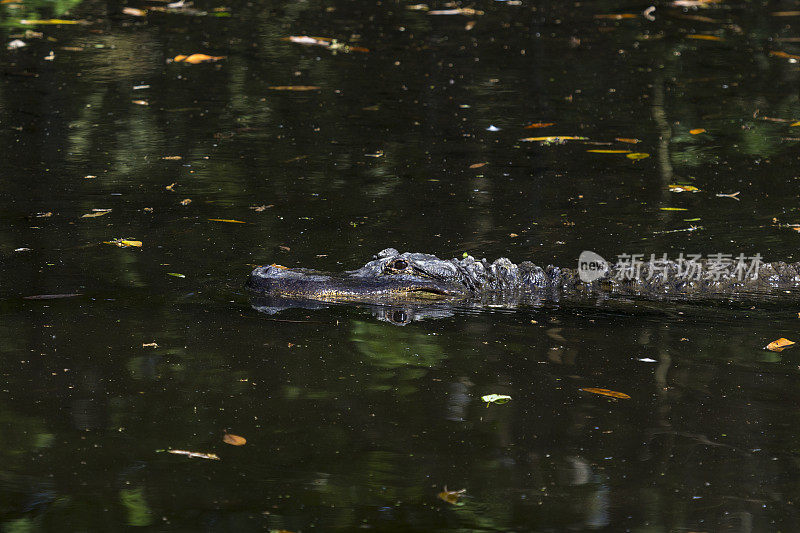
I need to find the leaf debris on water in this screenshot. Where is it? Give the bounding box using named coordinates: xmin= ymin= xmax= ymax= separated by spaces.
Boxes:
xmin=520 ymin=136 xmax=588 ymax=143
xmin=106 ymin=239 xmax=143 ymax=248
xmin=669 ymin=184 xmax=700 ymax=193
xmin=166 ymin=449 xmax=220 ymax=460
xmin=222 ymin=433 xmax=247 ymax=446
xmin=580 ymin=387 xmax=631 ymax=399
xmin=208 ymin=218 xmax=246 ymax=223
xmin=766 ymin=338 xmax=795 ymax=352
xmin=268 ymin=86 xmax=321 ymax=91
xmin=82 ymin=208 xmax=112 ymax=218
xmin=482 ymin=394 xmax=512 ymax=405
xmin=715 ymin=191 xmax=740 ymax=200
xmin=173 ymin=53 xmax=225 ymax=64
xmin=438 ymin=487 xmax=466 ymax=505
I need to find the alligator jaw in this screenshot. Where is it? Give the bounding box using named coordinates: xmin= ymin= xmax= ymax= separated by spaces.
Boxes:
xmin=247 ymin=264 xmax=467 ymax=303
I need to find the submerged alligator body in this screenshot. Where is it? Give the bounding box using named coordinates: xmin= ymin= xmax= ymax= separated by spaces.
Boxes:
xmin=247 ymin=248 xmax=800 ymax=310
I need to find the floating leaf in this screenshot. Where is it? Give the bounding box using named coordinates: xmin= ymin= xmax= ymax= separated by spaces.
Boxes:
xmin=438 ymin=487 xmax=466 ymax=505
xmin=173 ymin=54 xmax=225 ymax=64
xmin=766 ymin=338 xmax=795 ymax=352
xmin=81 ymin=209 xmax=112 ymax=218
xmin=715 ymin=191 xmax=740 ymax=200
xmin=106 ymin=239 xmax=143 ymax=248
xmin=180 ymin=198 xmax=192 ymax=206
xmin=208 ymin=218 xmax=246 ymax=223
xmin=520 ymin=136 xmax=588 ymax=142
xmin=689 ymin=128 xmax=707 ymax=134
xmin=594 ymin=13 xmax=638 ymax=19
xmin=660 ymin=207 xmax=688 ymax=211
xmin=616 ymin=137 xmax=641 ymax=143
xmin=122 ymin=7 xmax=146 ymax=16
xmin=20 ymin=19 xmax=85 ymax=25
xmin=429 ymin=8 xmax=484 ymax=15
xmin=524 ymin=122 xmax=555 ymax=129
xmin=687 ymin=34 xmax=723 ymax=41
xmin=167 ymin=449 xmax=220 ymax=460
xmin=580 ymin=387 xmax=631 ymax=399
xmin=791 ymin=121 xmax=800 ymax=127
xmin=469 ymin=162 xmax=488 ymax=169
xmin=626 ymin=152 xmax=650 ymax=160
xmin=167 ymin=272 xmax=185 ymax=278
xmin=586 ymin=149 xmax=631 ymax=154
xmin=23 ymin=293 xmax=81 ymax=300
xmin=162 ymin=155 xmax=182 ymax=160
xmin=669 ymin=184 xmax=700 ymax=193
xmin=222 ymin=433 xmax=247 ymax=446
xmin=268 ymin=85 xmax=321 ymax=91
xmin=482 ymin=394 xmax=512 ymax=405
xmin=132 ymin=100 xmax=149 ymax=106
xmin=142 ymin=342 xmax=158 ymax=347
xmin=770 ymin=50 xmax=800 ymax=60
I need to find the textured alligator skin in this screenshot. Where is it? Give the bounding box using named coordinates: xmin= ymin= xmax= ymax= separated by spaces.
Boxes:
xmin=248 ymin=248 xmax=800 ymax=304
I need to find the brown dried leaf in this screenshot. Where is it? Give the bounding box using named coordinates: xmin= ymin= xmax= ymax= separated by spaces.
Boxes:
xmin=438 ymin=487 xmax=466 ymax=505
xmin=222 ymin=433 xmax=247 ymax=446
xmin=268 ymin=85 xmax=321 ymax=91
xmin=580 ymin=387 xmax=631 ymax=399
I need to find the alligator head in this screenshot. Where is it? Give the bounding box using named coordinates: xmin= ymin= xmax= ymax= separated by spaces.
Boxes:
xmin=247 ymin=248 xmax=472 ymax=303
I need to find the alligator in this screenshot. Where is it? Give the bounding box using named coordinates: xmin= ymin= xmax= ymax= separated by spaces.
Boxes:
xmin=247 ymin=248 xmax=800 ymax=313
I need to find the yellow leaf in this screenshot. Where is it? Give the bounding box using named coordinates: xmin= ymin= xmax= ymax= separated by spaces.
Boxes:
xmin=580 ymin=387 xmax=631 ymax=399
xmin=222 ymin=433 xmax=247 ymax=446
xmin=586 ymin=149 xmax=631 ymax=154
xmin=615 ymin=137 xmax=641 ymax=143
xmin=208 ymin=218 xmax=246 ymax=223
xmin=469 ymin=162 xmax=488 ymax=169
xmin=660 ymin=207 xmax=688 ymax=211
xmin=268 ymin=86 xmax=321 ymax=91
xmin=105 ymin=239 xmax=142 ymax=248
xmin=81 ymin=209 xmax=112 ymax=218
xmin=20 ymin=19 xmax=84 ymax=25
xmin=766 ymin=338 xmax=796 ymax=352
xmin=437 ymin=487 xmax=466 ymax=505
xmin=687 ymin=34 xmax=723 ymax=41
xmin=174 ymin=54 xmax=225 ymax=64
xmin=131 ymin=100 xmax=148 ymax=106
xmin=690 ymin=128 xmax=707 ymax=134
xmin=626 ymin=152 xmax=650 ymax=160
xmin=791 ymin=121 xmax=800 ymax=126
xmin=180 ymin=198 xmax=192 ymax=206
xmin=668 ymin=184 xmax=700 ymax=192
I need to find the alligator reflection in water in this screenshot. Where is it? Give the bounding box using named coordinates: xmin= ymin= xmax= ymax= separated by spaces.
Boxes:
xmin=248 ymin=248 xmax=800 ymax=317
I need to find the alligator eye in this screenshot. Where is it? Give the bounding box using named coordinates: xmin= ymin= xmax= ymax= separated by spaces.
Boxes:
xmin=391 ymin=259 xmax=408 ymax=270
xmin=392 ymin=310 xmax=408 ymax=324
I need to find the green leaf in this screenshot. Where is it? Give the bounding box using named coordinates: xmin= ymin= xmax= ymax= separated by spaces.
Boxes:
xmin=482 ymin=394 xmax=512 ymax=405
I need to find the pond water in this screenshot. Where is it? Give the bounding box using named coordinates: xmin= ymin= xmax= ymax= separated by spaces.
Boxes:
xmin=2 ymin=0 xmax=800 ymax=530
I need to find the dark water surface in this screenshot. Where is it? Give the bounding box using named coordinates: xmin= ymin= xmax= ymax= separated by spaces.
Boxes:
xmin=2 ymin=0 xmax=800 ymax=530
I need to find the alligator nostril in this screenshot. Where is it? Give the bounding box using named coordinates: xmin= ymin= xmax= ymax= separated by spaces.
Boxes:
xmin=392 ymin=259 xmax=408 ymax=270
